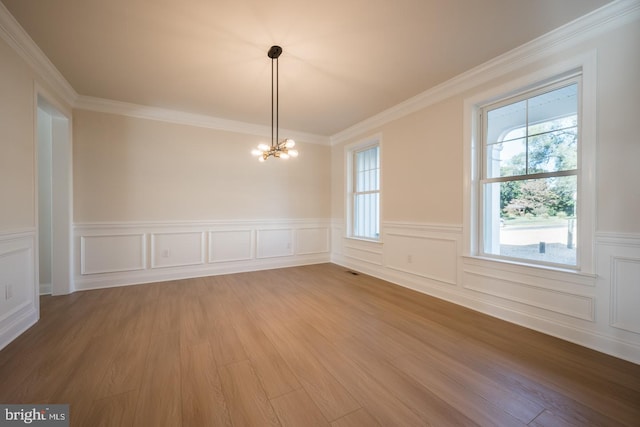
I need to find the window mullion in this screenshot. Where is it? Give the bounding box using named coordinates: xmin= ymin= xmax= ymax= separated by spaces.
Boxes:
xmin=482 ymin=169 xmax=578 ymax=184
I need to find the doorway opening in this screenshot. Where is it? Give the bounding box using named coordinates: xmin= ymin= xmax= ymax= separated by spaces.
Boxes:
xmin=37 ymin=94 xmax=72 ymax=295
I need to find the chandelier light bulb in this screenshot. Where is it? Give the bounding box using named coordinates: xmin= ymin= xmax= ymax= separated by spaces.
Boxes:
xmin=285 ymin=139 xmax=296 ymax=148
xmin=251 ymin=149 xmax=262 ymax=156
xmin=258 ymin=143 xmax=270 ymax=151
xmin=258 ymin=155 xmax=265 ymax=162
xmin=280 ymin=152 xmax=290 ymax=159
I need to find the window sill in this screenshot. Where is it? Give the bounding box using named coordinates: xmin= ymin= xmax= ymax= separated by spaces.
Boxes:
xmin=345 ymin=236 xmax=383 ymax=245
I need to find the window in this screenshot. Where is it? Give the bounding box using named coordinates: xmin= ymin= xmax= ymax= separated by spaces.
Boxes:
xmin=480 ymin=78 xmax=580 ymax=268
xmin=348 ymin=140 xmax=380 ymax=240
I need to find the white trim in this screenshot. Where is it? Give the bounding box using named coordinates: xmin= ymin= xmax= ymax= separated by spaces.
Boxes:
xmin=610 ymin=256 xmax=640 ymax=334
xmin=74 ymin=255 xmax=329 ymax=292
xmin=73 ymin=219 xmax=330 ymax=290
xmin=462 ymin=255 xmax=597 ymax=285
xmin=463 ymin=50 xmax=597 ymax=275
xmin=295 ymin=228 xmax=331 ymax=255
xmin=596 ymin=231 xmax=640 ymax=246
xmin=0 ymin=231 xmax=38 ymax=352
xmin=80 ymin=234 xmax=146 ymax=275
xmin=39 ymin=283 xmax=51 ymax=295
xmin=462 ymin=270 xmax=595 ymax=322
xmin=256 ymin=228 xmax=295 ymax=259
xmin=3 ymin=0 xmax=635 ymax=147
xmin=0 ymin=3 xmax=329 ymax=143
xmin=150 ymin=231 xmax=206 ymax=269
xmin=75 ymin=96 xmax=330 ymax=145
xmin=330 ymin=0 xmax=640 ymax=144
xmin=36 ymin=90 xmax=74 ymax=296
xmin=383 ymin=221 xmax=462 ymax=234
xmin=345 ymin=134 xmax=382 ymax=241
xmin=208 ymin=230 xmax=255 ymax=263
xmin=73 ymin=218 xmax=331 ymax=230
xmin=0 ymin=2 xmax=77 ymax=106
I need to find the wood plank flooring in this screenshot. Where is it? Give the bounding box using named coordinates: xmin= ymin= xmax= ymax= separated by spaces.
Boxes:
xmin=1 ymin=263 xmax=639 ymax=426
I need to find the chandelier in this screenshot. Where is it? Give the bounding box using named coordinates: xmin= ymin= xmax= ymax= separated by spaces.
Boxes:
xmin=252 ymin=45 xmax=298 ymax=162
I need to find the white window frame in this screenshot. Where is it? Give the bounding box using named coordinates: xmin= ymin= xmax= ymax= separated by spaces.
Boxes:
xmin=346 ymin=135 xmax=382 ymax=241
xmin=463 ymin=51 xmax=596 ymax=274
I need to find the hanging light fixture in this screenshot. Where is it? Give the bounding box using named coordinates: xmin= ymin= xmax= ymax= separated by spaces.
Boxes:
xmin=252 ymin=45 xmax=298 ymax=162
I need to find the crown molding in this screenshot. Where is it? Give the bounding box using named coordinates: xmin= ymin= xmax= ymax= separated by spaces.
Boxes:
xmin=75 ymin=95 xmax=330 ymax=145
xmin=0 ymin=2 xmax=329 ymax=144
xmin=0 ymin=2 xmax=77 ymax=107
xmin=330 ymin=0 xmax=640 ymax=145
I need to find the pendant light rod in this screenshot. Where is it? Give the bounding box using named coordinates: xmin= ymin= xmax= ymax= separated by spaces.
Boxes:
xmin=268 ymin=45 xmax=282 ymax=148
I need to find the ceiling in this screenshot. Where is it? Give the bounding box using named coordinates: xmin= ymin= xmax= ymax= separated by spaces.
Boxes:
xmin=1 ymin=0 xmax=612 ymax=137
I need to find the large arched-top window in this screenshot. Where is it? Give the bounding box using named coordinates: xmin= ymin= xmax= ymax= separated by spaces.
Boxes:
xmin=480 ymin=77 xmax=580 ymax=268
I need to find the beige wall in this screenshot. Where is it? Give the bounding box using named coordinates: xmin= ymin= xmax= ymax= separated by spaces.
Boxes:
xmin=382 ymin=97 xmax=463 ymax=224
xmin=594 ymin=20 xmax=640 ymax=233
xmin=0 ymin=37 xmax=35 ymax=231
xmin=73 ymin=110 xmax=331 ymax=222
xmin=332 ymin=17 xmax=640 ymax=234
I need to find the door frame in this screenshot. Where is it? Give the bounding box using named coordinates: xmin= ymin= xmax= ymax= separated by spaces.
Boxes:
xmin=35 ymin=85 xmax=73 ymax=295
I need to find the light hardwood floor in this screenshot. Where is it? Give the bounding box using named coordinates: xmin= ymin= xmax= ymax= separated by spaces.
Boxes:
xmin=1 ymin=263 xmax=639 ymax=426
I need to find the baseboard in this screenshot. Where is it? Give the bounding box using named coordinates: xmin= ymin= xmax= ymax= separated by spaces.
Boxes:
xmin=75 ymin=254 xmax=330 ymax=291
xmin=0 ymin=305 xmax=38 ymax=352
xmin=39 ymin=283 xmax=52 ymax=295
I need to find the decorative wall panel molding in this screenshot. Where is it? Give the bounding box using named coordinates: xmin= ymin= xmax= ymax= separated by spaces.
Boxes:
xmin=343 ymin=241 xmax=384 ymax=266
xmin=256 ymin=229 xmax=294 ymax=259
xmin=209 ymin=230 xmax=253 ymax=263
xmin=0 ymin=230 xmax=38 ymax=351
xmin=151 ymin=231 xmax=205 ymax=269
xmin=74 ymin=219 xmax=330 ymax=291
xmin=296 ymin=228 xmax=330 ymax=255
xmin=384 ymin=232 xmax=458 ymax=286
xmin=462 ymin=270 xmax=594 ymax=321
xmin=610 ymin=257 xmax=640 ymax=334
xmin=80 ymin=234 xmax=146 ymax=275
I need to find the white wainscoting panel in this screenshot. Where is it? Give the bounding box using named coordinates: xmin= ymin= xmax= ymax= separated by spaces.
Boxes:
xmin=296 ymin=228 xmax=330 ymax=255
xmin=209 ymin=230 xmax=253 ymax=263
xmin=257 ymin=229 xmax=294 ymax=259
xmin=462 ymin=270 xmax=594 ymax=321
xmin=81 ymin=234 xmax=146 ymax=275
xmin=597 ymin=233 xmax=640 ymax=343
xmin=0 ymin=231 xmax=38 ymax=351
xmin=151 ymin=231 xmax=205 ymax=269
xmin=74 ymin=219 xmax=330 ymax=291
xmin=333 ymin=222 xmax=640 ymax=364
xmin=343 ymin=240 xmax=384 ymax=266
xmin=0 ymin=238 xmax=35 ymax=322
xmin=611 ymin=257 xmax=640 ymax=334
xmin=384 ymin=232 xmax=457 ymax=285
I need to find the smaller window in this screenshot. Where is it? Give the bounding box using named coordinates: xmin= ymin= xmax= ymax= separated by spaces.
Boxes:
xmin=348 ymin=141 xmax=380 ymax=240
